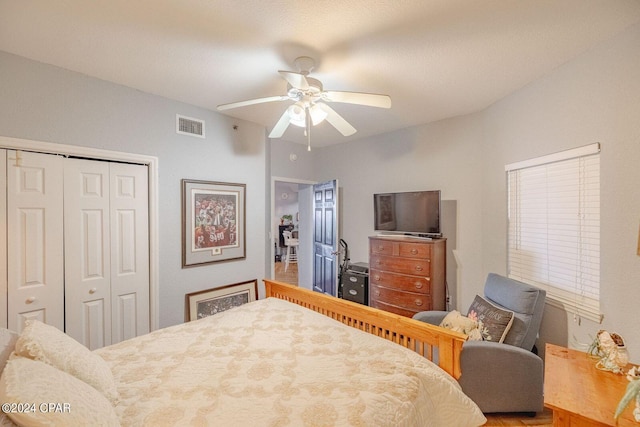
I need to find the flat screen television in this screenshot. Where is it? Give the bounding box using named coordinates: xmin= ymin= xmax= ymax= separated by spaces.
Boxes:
xmin=373 ymin=190 xmax=441 ymax=237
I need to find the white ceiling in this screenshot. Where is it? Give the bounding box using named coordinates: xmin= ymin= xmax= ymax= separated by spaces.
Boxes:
xmin=2 ymin=0 xmax=640 ymax=147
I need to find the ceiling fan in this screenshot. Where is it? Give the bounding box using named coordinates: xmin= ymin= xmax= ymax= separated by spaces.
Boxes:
xmin=217 ymin=56 xmax=391 ymax=150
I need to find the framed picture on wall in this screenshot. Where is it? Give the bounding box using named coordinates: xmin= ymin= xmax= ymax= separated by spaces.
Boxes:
xmin=182 ymin=179 xmax=246 ymax=267
xmin=185 ymin=279 xmax=258 ymax=321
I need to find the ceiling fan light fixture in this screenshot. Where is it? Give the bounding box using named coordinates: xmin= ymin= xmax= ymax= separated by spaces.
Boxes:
xmin=309 ymin=104 xmax=328 ymax=126
xmin=287 ymin=102 xmax=306 ymax=127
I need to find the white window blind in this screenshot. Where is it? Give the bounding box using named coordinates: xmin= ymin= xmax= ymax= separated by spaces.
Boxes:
xmin=506 ymin=143 xmax=602 ymax=323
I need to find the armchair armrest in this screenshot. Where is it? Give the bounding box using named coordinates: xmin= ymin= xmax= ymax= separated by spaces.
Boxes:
xmin=458 ymin=340 xmax=544 ymax=413
xmin=412 ymin=310 xmax=448 ymax=326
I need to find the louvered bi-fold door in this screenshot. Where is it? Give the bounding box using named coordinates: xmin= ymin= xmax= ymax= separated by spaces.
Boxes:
xmin=7 ymin=150 xmax=65 ymax=332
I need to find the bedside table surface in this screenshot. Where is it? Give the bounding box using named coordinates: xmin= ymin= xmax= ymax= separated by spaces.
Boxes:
xmin=544 ymin=343 xmax=637 ymax=426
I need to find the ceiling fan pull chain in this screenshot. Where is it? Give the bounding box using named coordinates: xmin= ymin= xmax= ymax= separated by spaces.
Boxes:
xmin=306 ymin=107 xmax=312 ymax=151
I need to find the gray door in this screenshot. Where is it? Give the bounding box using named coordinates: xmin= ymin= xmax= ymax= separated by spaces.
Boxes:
xmin=312 ymin=180 xmax=338 ymax=296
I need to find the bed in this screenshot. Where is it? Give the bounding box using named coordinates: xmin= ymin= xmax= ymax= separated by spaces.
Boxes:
xmin=0 ymin=280 xmax=486 ymax=426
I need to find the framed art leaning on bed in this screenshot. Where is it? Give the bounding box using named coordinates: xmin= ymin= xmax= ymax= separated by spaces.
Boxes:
xmin=185 ymin=279 xmax=258 ymax=321
xmin=181 ymin=179 xmax=246 ymax=267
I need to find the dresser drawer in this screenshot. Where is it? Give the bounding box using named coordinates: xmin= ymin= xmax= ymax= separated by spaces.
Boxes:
xmin=369 ymin=268 xmax=430 ymax=294
xmin=370 ymin=284 xmax=432 ymax=312
xmin=370 ymin=239 xmax=394 ymax=256
xmin=398 ymin=242 xmax=431 ymax=259
xmin=370 ymin=254 xmax=431 ymax=276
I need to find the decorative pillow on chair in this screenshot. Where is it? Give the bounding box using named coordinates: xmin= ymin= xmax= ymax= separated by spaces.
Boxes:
xmin=0 ymin=357 xmax=120 ymax=426
xmin=467 ymin=295 xmax=515 ymax=343
xmin=439 ymin=310 xmax=483 ymax=341
xmin=13 ymin=320 xmax=118 ymax=404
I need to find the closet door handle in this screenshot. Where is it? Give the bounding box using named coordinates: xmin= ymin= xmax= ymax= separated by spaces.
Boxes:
xmin=89 ymin=288 xmax=97 ymax=294
xmin=26 ymin=297 xmax=36 ymax=304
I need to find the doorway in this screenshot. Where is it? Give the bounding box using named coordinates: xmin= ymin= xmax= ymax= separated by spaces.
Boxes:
xmin=271 ymin=177 xmax=314 ymax=289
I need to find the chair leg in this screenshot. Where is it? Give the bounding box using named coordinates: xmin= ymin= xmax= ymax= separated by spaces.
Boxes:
xmin=285 ymin=245 xmax=291 ymax=272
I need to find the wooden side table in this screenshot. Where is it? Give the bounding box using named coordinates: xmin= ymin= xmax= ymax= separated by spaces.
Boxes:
xmin=544 ymin=343 xmax=638 ymax=426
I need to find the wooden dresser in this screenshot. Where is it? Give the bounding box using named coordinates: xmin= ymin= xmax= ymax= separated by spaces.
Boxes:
xmin=368 ymin=235 xmax=446 ymax=317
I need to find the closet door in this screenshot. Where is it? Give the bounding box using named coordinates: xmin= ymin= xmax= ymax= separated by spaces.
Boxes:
xmin=7 ymin=150 xmax=64 ymax=331
xmin=110 ymin=162 xmax=149 ymax=344
xmin=64 ymin=160 xmax=149 ymax=348
xmin=64 ymin=158 xmax=111 ymax=349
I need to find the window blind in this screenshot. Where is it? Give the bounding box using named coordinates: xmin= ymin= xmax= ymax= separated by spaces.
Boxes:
xmin=506 ymin=143 xmax=602 ymax=323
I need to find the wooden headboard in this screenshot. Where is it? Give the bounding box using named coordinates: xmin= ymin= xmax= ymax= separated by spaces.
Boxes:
xmin=263 ymin=279 xmax=466 ymax=379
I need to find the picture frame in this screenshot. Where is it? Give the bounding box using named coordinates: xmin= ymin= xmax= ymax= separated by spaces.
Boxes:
xmin=182 ymin=179 xmax=246 ymax=267
xmin=185 ymin=279 xmax=258 ymax=321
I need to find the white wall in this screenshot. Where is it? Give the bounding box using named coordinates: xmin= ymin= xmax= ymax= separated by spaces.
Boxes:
xmin=0 ymin=51 xmax=267 ymax=329
xmin=482 ymin=22 xmax=640 ymax=359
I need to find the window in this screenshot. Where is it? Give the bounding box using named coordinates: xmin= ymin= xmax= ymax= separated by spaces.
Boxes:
xmin=506 ymin=143 xmax=602 ymax=323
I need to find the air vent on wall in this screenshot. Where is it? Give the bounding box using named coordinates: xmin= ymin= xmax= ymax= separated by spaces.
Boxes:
xmin=176 ymin=114 xmax=205 ymax=138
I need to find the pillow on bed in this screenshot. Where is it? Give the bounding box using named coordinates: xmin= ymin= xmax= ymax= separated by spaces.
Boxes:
xmin=13 ymin=320 xmax=118 ymax=404
xmin=0 ymin=329 xmax=18 ymax=374
xmin=467 ymin=295 xmax=515 ymax=343
xmin=0 ymin=356 xmax=120 ymax=427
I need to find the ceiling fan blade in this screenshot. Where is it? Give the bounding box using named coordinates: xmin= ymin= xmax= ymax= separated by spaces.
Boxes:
xmin=322 ymin=91 xmax=391 ymax=109
xmin=268 ymin=110 xmax=291 ymax=138
xmin=217 ymin=95 xmax=288 ymax=111
xmin=278 ymin=71 xmax=309 ymax=90
xmin=316 ymin=103 xmax=357 ymax=136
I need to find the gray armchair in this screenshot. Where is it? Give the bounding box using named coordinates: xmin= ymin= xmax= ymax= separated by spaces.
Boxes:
xmin=413 ymin=273 xmax=546 ymax=414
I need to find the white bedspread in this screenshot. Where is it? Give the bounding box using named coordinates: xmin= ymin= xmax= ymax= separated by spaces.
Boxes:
xmin=96 ymin=298 xmax=486 ymax=426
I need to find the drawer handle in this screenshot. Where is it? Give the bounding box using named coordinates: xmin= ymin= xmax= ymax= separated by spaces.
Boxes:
xmin=415 ymin=299 xmax=423 ymax=306
xmin=377 ymin=245 xmax=384 ymax=251
xmin=415 ymin=265 xmax=423 ymax=272
xmin=374 ymin=290 xmax=380 ymax=297
xmin=410 ymin=249 xmax=418 ymax=255
xmin=376 ymin=260 xmax=382 ymax=266
xmin=374 ymin=275 xmax=380 ymax=280
xmin=414 ymin=282 xmax=423 ymax=289
xmin=26 ymin=296 xmax=36 ymax=304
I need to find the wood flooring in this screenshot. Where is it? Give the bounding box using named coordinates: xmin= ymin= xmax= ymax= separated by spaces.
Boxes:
xmin=274 ymin=260 xmax=298 ymax=286
xmin=483 ymin=408 xmax=552 ymax=426
xmin=272 ymin=261 xmax=553 ymax=426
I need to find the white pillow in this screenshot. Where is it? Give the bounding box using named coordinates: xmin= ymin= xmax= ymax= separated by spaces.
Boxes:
xmin=0 ymin=357 xmax=120 ymax=427
xmin=0 ymin=329 xmax=18 ymax=374
xmin=13 ymin=320 xmax=118 ymax=404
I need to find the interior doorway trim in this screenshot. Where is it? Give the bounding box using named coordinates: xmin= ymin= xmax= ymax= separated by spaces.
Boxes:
xmin=0 ymin=135 xmax=160 ymax=331
xmin=270 ymin=176 xmax=315 ymax=282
